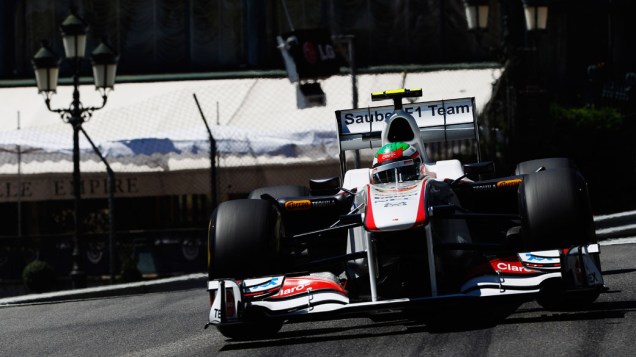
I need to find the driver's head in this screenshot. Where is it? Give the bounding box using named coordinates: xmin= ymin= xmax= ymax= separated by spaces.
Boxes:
xmin=371 ymin=142 xmax=423 ymax=184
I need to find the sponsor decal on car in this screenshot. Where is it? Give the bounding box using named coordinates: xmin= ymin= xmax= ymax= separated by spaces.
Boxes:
xmin=284 ymin=199 xmax=336 ymax=211
xmin=285 ymin=200 xmax=311 ymax=211
xmin=518 ymin=251 xmax=561 ymax=270
xmin=312 ymin=199 xmax=336 ymax=208
xmin=365 ymin=180 xmax=428 ymax=231
xmin=472 ymin=183 xmax=497 ymax=192
xmin=276 ymin=282 xmax=310 ymax=297
xmin=269 ymin=276 xmax=346 ymax=299
xmin=342 ymin=103 xmax=472 ymax=125
xmin=245 ymin=277 xmax=282 ymax=293
xmin=522 ymin=253 xmax=557 ymax=262
xmin=490 ymin=257 xmax=537 ymax=275
xmin=496 ymin=178 xmax=523 ymax=188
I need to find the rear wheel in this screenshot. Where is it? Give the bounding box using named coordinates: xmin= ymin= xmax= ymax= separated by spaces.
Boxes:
xmin=208 ymin=199 xmax=281 ymax=279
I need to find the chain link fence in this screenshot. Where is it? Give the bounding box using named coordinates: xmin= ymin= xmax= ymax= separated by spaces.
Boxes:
xmin=0 ymin=67 xmax=500 ymax=286
xmin=1 ymin=68 xmax=501 ymax=230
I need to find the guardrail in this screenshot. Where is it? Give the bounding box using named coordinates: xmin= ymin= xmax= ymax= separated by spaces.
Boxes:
xmin=595 ymin=210 xmax=636 ymax=240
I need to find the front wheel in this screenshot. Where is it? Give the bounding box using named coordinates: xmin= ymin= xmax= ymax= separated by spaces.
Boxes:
xmin=248 ymin=185 xmax=309 ymax=199
xmin=515 ymin=157 xmax=576 ymax=175
xmin=208 ymin=199 xmax=281 ymax=279
xmin=519 ymin=168 xmax=596 ymax=251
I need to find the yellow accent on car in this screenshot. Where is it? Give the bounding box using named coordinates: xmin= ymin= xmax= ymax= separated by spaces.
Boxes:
xmin=371 ymin=88 xmax=423 ymax=100
xmin=284 ymin=199 xmax=312 ymax=211
xmin=496 ymin=178 xmax=523 ymax=188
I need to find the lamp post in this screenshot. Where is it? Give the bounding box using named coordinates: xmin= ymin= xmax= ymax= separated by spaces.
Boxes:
xmin=463 ymin=0 xmax=549 ymax=32
xmin=521 ymin=0 xmax=549 ymax=31
xmin=463 ymin=0 xmax=490 ymax=31
xmin=32 ymin=8 xmax=118 ymax=289
xmin=462 ymin=0 xmax=550 ymax=168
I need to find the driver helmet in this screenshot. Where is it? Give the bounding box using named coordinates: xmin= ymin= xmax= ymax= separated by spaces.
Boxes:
xmin=371 ymin=142 xmax=423 ymax=184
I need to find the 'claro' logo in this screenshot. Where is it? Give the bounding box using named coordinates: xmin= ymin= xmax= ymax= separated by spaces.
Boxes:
xmin=285 ymin=200 xmax=312 ymax=211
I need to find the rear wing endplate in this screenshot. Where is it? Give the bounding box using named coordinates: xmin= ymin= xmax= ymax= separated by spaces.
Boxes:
xmin=335 ymin=97 xmax=478 ymax=152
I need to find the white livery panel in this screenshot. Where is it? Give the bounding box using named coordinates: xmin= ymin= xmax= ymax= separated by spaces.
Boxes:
xmin=364 ymin=180 xmax=427 ymax=231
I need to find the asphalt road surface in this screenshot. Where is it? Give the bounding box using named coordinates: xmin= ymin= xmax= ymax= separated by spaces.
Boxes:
xmin=1 ymin=242 xmax=635 ymax=357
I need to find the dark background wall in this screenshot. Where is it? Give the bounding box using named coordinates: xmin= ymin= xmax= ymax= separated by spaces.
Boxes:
xmin=2 ymin=0 xmax=491 ymax=78
xmin=1 ymin=0 xmax=636 ymax=214
xmin=2 ymin=1 xmax=635 ymax=95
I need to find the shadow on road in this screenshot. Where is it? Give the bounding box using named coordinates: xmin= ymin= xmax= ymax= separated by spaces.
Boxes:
xmin=218 ymin=299 xmax=636 ymax=350
xmin=503 ymin=299 xmax=636 ymax=325
xmin=602 ymin=268 xmax=636 ymax=276
xmin=219 ymin=318 xmax=429 ymax=351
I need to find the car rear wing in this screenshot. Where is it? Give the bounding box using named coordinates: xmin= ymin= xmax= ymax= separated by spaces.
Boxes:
xmin=335 ymin=97 xmax=478 ymax=152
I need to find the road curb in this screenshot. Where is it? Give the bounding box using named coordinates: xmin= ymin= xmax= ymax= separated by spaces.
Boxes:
xmin=595 ymin=210 xmax=636 ymax=240
xmin=0 ymin=273 xmax=206 ymax=306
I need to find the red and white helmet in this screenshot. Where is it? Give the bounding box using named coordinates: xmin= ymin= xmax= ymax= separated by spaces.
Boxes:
xmin=371 ymin=142 xmax=423 ymax=184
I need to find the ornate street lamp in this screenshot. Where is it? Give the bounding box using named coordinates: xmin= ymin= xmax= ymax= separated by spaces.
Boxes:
xmin=463 ymin=0 xmax=549 ymax=32
xmin=463 ymin=0 xmax=490 ymax=31
xmin=32 ymin=8 xmax=118 ymax=289
xmin=521 ymin=0 xmax=549 ymax=31
xmin=91 ymin=42 xmax=119 ymax=95
xmin=60 ymin=10 xmax=88 ymax=59
xmin=32 ymin=41 xmax=60 ymax=96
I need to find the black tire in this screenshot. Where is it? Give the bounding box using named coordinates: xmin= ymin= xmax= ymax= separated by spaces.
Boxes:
xmin=208 ymin=199 xmax=281 ymax=279
xmin=519 ymin=168 xmax=596 ymax=251
xmin=248 ymin=185 xmax=309 ymax=200
xmin=515 ymin=157 xmax=576 ymax=175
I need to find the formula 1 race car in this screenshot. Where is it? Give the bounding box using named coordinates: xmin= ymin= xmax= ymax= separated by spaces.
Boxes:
xmin=205 ymin=88 xmax=604 ymax=339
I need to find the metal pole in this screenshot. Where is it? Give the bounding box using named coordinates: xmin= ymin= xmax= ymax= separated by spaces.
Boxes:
xmin=193 ymin=94 xmax=218 ymax=208
xmin=17 ymin=111 xmax=22 ymax=238
xmin=70 ymin=56 xmax=86 ymax=289
xmin=280 ymin=0 xmax=295 ymax=32
xmin=332 ymin=34 xmax=360 ymax=170
xmin=347 ymin=36 xmax=361 ymax=169
xmin=79 ymin=127 xmax=116 ymax=284
xmin=108 ymin=171 xmax=114 ymax=283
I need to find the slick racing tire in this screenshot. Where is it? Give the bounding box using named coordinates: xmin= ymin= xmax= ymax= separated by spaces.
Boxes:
xmin=519 ymin=168 xmax=596 ymax=251
xmin=208 ymin=199 xmax=281 ymax=279
xmin=248 ymin=185 xmax=309 ymax=200
xmin=515 ymin=157 xmax=576 ymax=175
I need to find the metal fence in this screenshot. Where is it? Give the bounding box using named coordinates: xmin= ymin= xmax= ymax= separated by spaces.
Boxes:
xmin=0 ymin=67 xmax=500 ymax=284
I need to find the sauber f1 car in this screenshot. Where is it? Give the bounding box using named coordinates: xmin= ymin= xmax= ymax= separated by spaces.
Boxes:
xmin=205 ymin=88 xmax=604 ymax=339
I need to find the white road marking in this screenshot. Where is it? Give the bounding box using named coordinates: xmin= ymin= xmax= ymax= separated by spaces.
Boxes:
xmin=600 ymin=237 xmax=636 ymax=246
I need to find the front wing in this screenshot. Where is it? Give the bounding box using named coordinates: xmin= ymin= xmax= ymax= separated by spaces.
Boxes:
xmin=207 ymin=244 xmax=603 ymax=326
